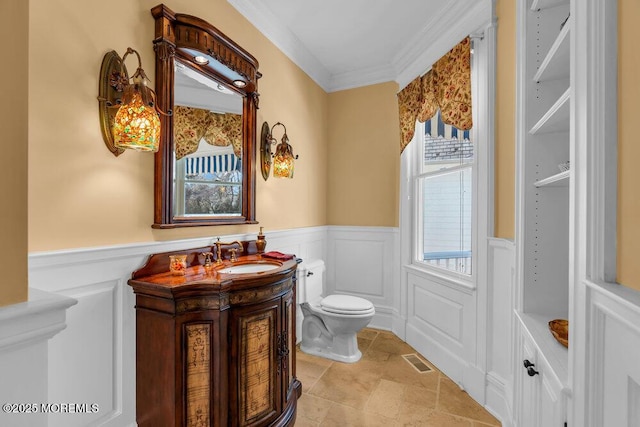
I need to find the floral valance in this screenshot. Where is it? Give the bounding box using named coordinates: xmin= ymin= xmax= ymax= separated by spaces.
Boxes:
xmin=398 ymin=37 xmax=472 ymax=153
xmin=173 ymin=105 xmax=242 ymax=160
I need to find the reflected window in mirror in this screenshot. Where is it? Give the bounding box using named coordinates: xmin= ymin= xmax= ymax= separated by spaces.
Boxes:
xmin=173 ymin=62 xmax=243 ymax=217
xmin=151 ymin=4 xmax=260 ymax=228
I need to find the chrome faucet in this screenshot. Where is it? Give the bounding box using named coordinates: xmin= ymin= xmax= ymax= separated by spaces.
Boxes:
xmin=214 ymin=238 xmax=244 ymax=263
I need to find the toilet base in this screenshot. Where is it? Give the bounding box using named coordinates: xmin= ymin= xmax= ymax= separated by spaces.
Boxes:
xmin=299 ymin=301 xmax=374 ymax=364
xmin=300 ymin=343 xmax=363 ymax=363
xmin=300 ymin=329 xmax=363 ymax=363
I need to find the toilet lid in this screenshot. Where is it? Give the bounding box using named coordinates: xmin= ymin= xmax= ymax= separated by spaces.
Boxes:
xmin=320 ymin=294 xmax=374 ymax=315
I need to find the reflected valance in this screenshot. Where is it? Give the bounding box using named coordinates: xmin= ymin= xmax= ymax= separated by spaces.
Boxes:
xmin=173 ymin=105 xmax=242 ymax=160
xmin=398 ymin=37 xmax=472 ymax=153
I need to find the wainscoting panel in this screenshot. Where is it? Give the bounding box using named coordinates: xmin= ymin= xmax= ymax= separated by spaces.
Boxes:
xmin=584 ymin=281 xmax=640 ymax=427
xmin=413 ymin=285 xmax=463 ymax=341
xmin=46 ymin=281 xmax=122 ymax=427
xmin=28 ymin=227 xmax=328 ymax=427
xmin=405 ymin=268 xmax=476 ymax=383
xmin=485 ymin=238 xmax=515 ymax=424
xmin=326 ymin=226 xmax=399 ymax=330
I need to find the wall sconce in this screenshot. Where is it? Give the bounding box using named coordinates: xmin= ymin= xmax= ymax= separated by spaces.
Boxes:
xmin=98 ymin=48 xmax=165 ymax=156
xmin=260 ymin=122 xmax=299 ymax=180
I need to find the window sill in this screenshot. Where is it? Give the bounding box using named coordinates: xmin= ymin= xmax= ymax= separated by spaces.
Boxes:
xmin=404 ymin=263 xmax=476 ymax=294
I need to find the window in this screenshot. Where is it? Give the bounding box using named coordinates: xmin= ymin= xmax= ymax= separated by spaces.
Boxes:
xmin=415 ymin=113 xmax=473 ymax=275
xmin=174 ymin=145 xmax=242 ymax=216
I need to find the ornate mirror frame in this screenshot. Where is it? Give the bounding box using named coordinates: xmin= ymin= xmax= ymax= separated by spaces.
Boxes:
xmin=151 ymin=4 xmax=260 ymax=228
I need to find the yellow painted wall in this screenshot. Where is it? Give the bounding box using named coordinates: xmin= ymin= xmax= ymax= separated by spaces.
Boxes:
xmin=28 ymin=0 xmax=328 ymax=252
xmin=327 ymin=82 xmax=400 ymax=227
xmin=617 ymin=0 xmax=640 ymax=290
xmin=494 ymin=0 xmax=516 ymax=240
xmin=0 ymin=0 xmax=29 ymax=306
xmin=22 ymin=0 xmax=640 ymax=291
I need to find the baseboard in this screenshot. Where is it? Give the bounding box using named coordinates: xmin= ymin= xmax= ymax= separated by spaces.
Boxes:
xmin=368 ymin=305 xmax=394 ymax=331
xmin=486 ymin=372 xmax=514 ymax=427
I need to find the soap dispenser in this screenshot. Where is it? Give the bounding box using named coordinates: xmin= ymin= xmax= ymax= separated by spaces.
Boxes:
xmin=256 ymin=227 xmax=267 ymax=253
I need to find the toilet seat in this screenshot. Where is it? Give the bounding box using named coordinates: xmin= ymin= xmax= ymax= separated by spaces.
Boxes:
xmin=320 ymin=294 xmax=375 ymax=315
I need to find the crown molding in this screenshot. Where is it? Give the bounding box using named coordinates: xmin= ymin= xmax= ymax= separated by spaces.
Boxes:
xmin=229 ymin=0 xmax=492 ymax=93
xmin=327 ymin=63 xmax=398 ymax=92
xmin=227 ymin=0 xmax=332 ymax=90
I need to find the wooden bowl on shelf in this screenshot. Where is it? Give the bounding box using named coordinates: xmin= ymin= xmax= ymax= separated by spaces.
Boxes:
xmin=548 ymin=319 xmax=569 ymax=348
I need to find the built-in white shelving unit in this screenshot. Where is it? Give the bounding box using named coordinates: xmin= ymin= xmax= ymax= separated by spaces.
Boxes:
xmin=515 ymin=0 xmax=572 ymax=425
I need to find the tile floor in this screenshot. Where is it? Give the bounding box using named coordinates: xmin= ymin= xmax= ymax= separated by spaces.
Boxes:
xmin=295 ymin=328 xmax=501 ymax=427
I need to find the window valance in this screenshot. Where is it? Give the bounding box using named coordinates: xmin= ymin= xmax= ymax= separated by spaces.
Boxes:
xmin=398 ymin=37 xmax=472 ymax=153
xmin=173 ymin=105 xmax=242 ymax=160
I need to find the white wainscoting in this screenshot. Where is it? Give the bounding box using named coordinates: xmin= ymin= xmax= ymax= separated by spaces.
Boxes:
xmin=485 ymin=238 xmax=515 ymax=426
xmin=401 ymin=238 xmax=514 ymax=427
xmin=325 ymin=226 xmax=399 ymax=330
xmin=0 ymin=289 xmax=76 ymax=427
xmin=28 ymin=226 xmax=328 ymax=427
xmin=404 ymin=265 xmax=477 ymax=386
xmin=579 ymin=280 xmax=640 ymax=427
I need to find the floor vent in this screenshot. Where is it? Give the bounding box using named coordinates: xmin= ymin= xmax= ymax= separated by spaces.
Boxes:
xmin=402 ymin=353 xmax=433 ymax=373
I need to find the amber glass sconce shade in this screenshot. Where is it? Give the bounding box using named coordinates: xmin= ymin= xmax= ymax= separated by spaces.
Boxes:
xmin=260 ymin=121 xmax=298 ymax=180
xmin=98 ymin=48 xmax=165 ymax=156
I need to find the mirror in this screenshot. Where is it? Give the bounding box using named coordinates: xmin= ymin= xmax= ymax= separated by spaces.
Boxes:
xmin=151 ymin=4 xmax=260 ymax=228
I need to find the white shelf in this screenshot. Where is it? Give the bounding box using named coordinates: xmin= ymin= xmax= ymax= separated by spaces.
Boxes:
xmin=517 ymin=312 xmax=569 ymax=392
xmin=533 ymin=19 xmax=570 ymax=83
xmin=529 ymin=88 xmax=570 ymax=135
xmin=530 ymin=0 xmax=569 ymax=11
xmin=534 ymin=169 xmax=569 ymax=187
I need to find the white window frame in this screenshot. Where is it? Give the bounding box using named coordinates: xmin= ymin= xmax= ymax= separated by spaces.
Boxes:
xmin=413 ymin=118 xmax=476 ymax=279
xmin=400 ymin=28 xmax=495 ymax=290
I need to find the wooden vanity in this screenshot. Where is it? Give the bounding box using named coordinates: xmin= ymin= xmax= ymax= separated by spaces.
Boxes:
xmin=128 ymin=242 xmax=302 ymax=427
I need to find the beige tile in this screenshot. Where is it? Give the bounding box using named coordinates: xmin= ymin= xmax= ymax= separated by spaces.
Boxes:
xmin=362 ymin=348 xmax=392 ymax=362
xmin=295 ymin=415 xmax=320 ymax=427
xmin=297 ymin=355 xmax=332 ymax=392
xmin=473 ymin=420 xmax=502 ymax=427
xmin=403 ymin=384 xmax=437 ymax=409
xmin=320 ymin=402 xmax=397 ymax=427
xmin=437 ymin=378 xmax=501 ymax=426
xmin=297 ymin=347 xmax=334 ymax=368
xmin=364 ymin=379 xmax=406 ymax=418
xmin=308 ymin=360 xmax=383 ymax=409
xmin=358 ymin=328 xmax=380 ymax=341
xmin=399 ymin=409 xmax=474 ymax=427
xmin=357 ymin=336 xmax=373 ymax=353
xmin=295 ymin=331 xmax=499 ymax=427
xmin=298 ymin=393 xmax=333 ymax=423
xmin=395 ymin=403 xmax=435 ymax=427
xmin=381 ymin=354 xmax=440 ymax=391
xmin=369 ymin=331 xmax=417 ymax=355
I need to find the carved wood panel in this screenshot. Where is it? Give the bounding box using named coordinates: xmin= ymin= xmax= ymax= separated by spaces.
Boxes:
xmin=185 ymin=323 xmax=211 ymax=427
xmin=239 ymin=308 xmax=277 ymax=425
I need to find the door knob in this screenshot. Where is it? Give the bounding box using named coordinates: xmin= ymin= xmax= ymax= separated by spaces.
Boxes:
xmin=523 ymin=360 xmax=539 ymax=376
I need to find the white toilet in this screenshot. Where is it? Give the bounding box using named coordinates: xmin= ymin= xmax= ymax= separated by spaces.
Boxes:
xmin=297 ymin=260 xmax=375 ymax=363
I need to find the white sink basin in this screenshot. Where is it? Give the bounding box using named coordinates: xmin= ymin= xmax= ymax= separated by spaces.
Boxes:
xmin=218 ymin=263 xmax=279 ymax=274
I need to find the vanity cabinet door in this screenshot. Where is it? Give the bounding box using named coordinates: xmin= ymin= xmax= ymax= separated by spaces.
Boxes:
xmin=230 ymin=298 xmax=281 ymax=427
xmin=281 ymin=289 xmax=296 ymax=407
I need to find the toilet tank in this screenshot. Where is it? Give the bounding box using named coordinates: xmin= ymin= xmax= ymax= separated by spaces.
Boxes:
xmin=297 ymin=259 xmax=325 ymax=304
xmin=296 ymin=259 xmax=325 ymax=343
